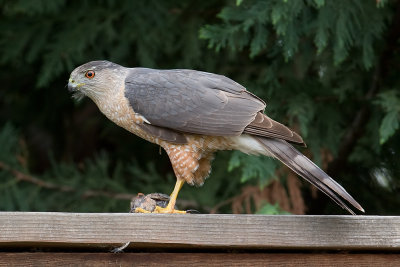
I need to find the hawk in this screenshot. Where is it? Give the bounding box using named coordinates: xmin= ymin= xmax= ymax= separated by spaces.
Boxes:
xmin=68 ymin=60 xmax=364 ymax=214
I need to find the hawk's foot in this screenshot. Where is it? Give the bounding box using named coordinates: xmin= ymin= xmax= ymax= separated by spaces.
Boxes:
xmin=132 ymin=180 xmax=187 ymax=214
xmin=131 ymin=192 xmax=187 ymax=213
xmin=134 ymin=206 xmax=186 ymax=214
xmin=155 ymin=205 xmax=186 ymax=213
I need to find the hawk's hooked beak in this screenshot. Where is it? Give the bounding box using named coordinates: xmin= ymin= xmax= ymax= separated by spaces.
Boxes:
xmin=67 ymin=82 xmax=76 ymax=92
xmin=68 ymin=78 xmax=85 ymax=100
xmin=68 ymin=78 xmax=77 ymax=92
xmin=68 ymin=78 xmax=85 ymax=92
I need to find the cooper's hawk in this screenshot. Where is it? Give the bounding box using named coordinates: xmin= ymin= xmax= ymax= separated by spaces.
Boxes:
xmin=68 ymin=60 xmax=364 ymax=214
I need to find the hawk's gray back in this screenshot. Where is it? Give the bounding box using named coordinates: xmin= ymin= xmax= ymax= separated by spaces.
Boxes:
xmin=124 ymin=68 xmax=266 ymax=136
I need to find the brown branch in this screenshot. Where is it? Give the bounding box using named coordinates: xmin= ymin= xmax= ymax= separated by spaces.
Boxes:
xmin=327 ymin=67 xmax=380 ymax=178
xmin=0 ymin=161 xmax=135 ymax=200
xmin=210 ymin=181 xmax=305 ymax=214
xmin=0 ymin=160 xmax=203 ymax=210
xmin=210 ymin=196 xmax=236 ymax=214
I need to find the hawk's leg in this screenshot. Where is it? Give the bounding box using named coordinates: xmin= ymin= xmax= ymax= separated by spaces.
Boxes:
xmin=135 ymin=142 xmax=204 ymax=214
xmin=154 ymin=179 xmax=186 ymax=214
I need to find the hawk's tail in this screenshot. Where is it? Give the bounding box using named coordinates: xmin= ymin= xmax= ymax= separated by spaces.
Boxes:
xmin=254 ymin=137 xmax=364 ymax=214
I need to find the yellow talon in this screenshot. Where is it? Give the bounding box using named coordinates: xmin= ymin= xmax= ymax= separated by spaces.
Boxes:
xmin=134 ymin=179 xmax=186 ymax=214
xmin=134 ymin=207 xmax=151 ymax=213
xmin=154 ymin=205 xmax=186 ymax=214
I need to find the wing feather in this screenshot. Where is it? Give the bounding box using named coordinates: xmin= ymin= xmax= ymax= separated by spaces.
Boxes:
xmin=125 ymin=68 xmax=265 ymax=136
xmin=245 ymin=113 xmax=305 ymax=145
xmin=124 ymin=68 xmax=304 ymax=145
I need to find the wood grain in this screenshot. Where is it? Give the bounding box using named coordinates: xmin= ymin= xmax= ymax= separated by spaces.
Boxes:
xmin=0 ymin=212 xmax=399 ymax=250
xmin=0 ymin=253 xmax=399 ymax=266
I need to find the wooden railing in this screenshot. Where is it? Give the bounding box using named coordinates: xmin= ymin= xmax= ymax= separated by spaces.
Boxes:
xmin=1 ymin=212 xmax=399 ymax=265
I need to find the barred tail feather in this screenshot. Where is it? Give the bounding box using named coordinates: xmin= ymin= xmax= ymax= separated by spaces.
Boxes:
xmin=254 ymin=137 xmax=364 ymax=214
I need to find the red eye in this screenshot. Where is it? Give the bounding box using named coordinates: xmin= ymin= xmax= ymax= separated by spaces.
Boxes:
xmin=85 ymin=70 xmax=95 ymax=79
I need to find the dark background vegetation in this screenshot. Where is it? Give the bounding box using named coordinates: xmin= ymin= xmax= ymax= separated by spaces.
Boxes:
xmin=0 ymin=0 xmax=399 ymax=215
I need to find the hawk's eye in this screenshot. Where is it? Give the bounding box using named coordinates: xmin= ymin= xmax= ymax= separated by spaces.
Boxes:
xmin=85 ymin=70 xmax=95 ymax=79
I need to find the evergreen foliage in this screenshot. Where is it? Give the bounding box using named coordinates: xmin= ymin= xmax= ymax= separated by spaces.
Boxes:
xmin=0 ymin=0 xmax=399 ymax=214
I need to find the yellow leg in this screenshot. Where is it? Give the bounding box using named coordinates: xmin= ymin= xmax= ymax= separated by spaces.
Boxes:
xmin=155 ymin=179 xmax=186 ymax=213
xmin=135 ymin=179 xmax=186 ymax=214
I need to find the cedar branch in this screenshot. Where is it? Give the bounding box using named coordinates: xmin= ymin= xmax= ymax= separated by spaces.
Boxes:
xmin=327 ymin=1 xmax=400 ymax=178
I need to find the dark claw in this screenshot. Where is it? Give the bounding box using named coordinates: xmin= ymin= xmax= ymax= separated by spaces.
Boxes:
xmin=186 ymin=209 xmax=200 ymax=214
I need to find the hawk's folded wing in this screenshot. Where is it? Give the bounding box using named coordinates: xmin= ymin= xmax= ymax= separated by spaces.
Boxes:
xmin=124 ymin=68 xmax=303 ymax=145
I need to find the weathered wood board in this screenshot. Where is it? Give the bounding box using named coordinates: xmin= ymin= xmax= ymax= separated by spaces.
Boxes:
xmin=0 ymin=212 xmax=399 ymax=251
xmin=1 ymin=253 xmax=400 ymax=267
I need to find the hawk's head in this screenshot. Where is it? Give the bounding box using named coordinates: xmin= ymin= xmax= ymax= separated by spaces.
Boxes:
xmin=68 ymin=60 xmax=126 ymax=101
